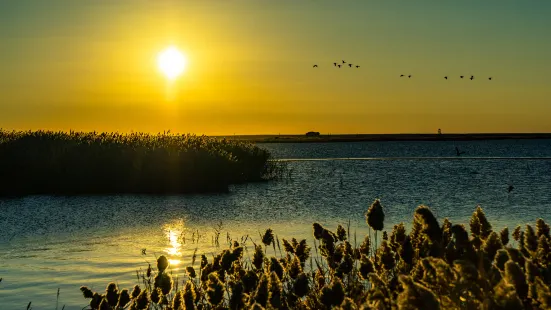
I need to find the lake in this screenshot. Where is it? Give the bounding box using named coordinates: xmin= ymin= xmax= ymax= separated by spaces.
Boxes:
xmin=1 ymin=139 xmax=551 ymax=309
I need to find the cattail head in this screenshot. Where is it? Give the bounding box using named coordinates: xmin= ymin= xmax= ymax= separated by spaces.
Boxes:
xmin=500 ymin=227 xmax=509 ymax=246
xmin=525 ymin=258 xmax=540 ymax=283
xmin=130 ymin=285 xmax=141 ymax=299
xmin=313 ymin=223 xmax=324 ymax=239
xmin=183 ymin=280 xmax=197 ymax=310
xmin=415 ymin=206 xmax=442 ymax=243
xmin=282 ymin=239 xmax=295 ymax=253
xmin=251 ymin=273 xmax=270 ymax=308
xmin=359 ymin=255 xmax=375 ymax=280
xmin=150 ymin=287 xmax=162 ymax=304
xmin=253 ymin=245 xmax=265 ymax=270
xmin=269 ymin=271 xmax=283 ymax=309
xmin=206 ymin=272 xmax=225 ymax=306
xmin=242 ymin=270 xmax=259 ymax=294
xmin=262 ymin=228 xmax=274 ymax=247
xmin=472 ymin=206 xmax=492 ymax=239
xmin=105 ymin=282 xmax=119 ymax=307
xmin=171 ymin=291 xmax=183 ymax=310
xmin=397 ymin=275 xmax=440 ymax=310
xmin=504 ymin=260 xmax=528 ymax=300
xmin=80 ymin=286 xmax=94 ymax=299
xmin=538 ymin=235 xmax=551 ymax=265
xmin=295 ymin=239 xmax=311 ymax=265
xmin=482 ymin=231 xmax=503 ymax=261
xmin=229 ymin=281 xmax=245 ymax=310
xmin=525 ymin=225 xmax=539 ymax=253
xmin=99 ymin=299 xmax=111 ymax=310
xmin=536 ymin=218 xmax=550 ymax=239
xmin=534 ymin=277 xmax=551 ymax=308
xmin=337 ymin=224 xmax=347 ymax=242
xmin=378 ymin=240 xmax=396 ymax=271
xmin=132 ymin=288 xmax=150 ymax=310
xmin=366 ymin=199 xmax=385 ymax=231
xmin=157 ymin=255 xmax=169 ymax=273
xmin=398 ymin=236 xmax=413 ymax=266
xmin=154 ymin=273 xmax=173 ymax=295
xmin=288 ymin=255 xmax=302 ymax=279
xmin=186 ymin=266 xmax=196 ymax=278
xmin=116 ymin=289 xmax=130 ymax=309
xmin=293 ymin=272 xmax=310 ymax=297
xmin=269 ymin=257 xmax=284 ymax=280
xmin=494 ymin=249 xmax=510 ymax=271
xmin=512 ymin=225 xmax=522 ymax=241
xmin=359 ymin=235 xmax=371 ymax=257
xmin=390 ymin=223 xmax=407 ymax=250
xmin=200 ymin=254 xmax=208 ymax=269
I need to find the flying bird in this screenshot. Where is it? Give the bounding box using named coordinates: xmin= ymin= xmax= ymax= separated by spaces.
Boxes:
xmin=333 ymin=62 xmax=337 ymax=67
xmin=508 ymin=184 xmax=514 ymax=193
xmin=470 ymin=75 xmax=474 ymax=80
xmin=348 ymin=64 xmax=353 ymax=68
xmin=444 ymin=76 xmax=448 ymax=80
xmin=338 ymin=64 xmax=341 ymax=68
xmin=356 ymin=65 xmax=360 ymax=68
xmin=489 ymin=77 xmax=492 ymax=80
xmin=342 ymin=60 xmax=346 ymax=64
xmin=141 ymin=248 xmax=147 ymax=255
xmin=400 ymin=74 xmax=404 ymax=77
xmin=313 ymin=65 xmax=318 ymax=68
xmin=408 ymin=75 xmax=412 ymax=78
xmin=460 ymin=76 xmax=464 ymax=79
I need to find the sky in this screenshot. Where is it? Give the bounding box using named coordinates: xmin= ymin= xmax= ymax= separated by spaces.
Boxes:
xmin=1 ymin=0 xmax=551 ymax=135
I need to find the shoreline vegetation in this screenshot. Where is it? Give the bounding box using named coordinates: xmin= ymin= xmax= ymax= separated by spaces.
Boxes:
xmin=80 ymin=202 xmax=551 ymax=310
xmin=0 ymin=130 xmax=282 ymax=197
xmin=219 ymin=133 xmax=551 ymax=144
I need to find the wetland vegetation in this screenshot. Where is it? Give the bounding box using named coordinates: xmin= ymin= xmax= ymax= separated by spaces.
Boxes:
xmin=80 ymin=201 xmax=551 ymax=309
xmin=0 ymin=130 xmax=280 ymax=196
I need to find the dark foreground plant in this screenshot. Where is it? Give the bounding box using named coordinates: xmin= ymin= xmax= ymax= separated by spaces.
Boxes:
xmin=0 ymin=130 xmax=283 ymax=196
xmin=81 ymin=201 xmax=551 ymax=309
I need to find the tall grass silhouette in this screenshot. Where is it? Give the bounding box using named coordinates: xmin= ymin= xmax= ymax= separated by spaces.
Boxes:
xmin=0 ymin=130 xmax=282 ymax=196
xmin=80 ymin=202 xmax=551 ymax=309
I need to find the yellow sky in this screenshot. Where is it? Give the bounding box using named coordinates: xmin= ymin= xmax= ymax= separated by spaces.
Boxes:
xmin=1 ymin=1 xmax=551 ymax=134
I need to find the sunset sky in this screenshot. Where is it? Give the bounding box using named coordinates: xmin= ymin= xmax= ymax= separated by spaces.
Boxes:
xmin=1 ymin=1 xmax=551 ymax=135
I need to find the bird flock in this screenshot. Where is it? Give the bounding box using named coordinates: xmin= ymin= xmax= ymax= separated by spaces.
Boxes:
xmin=312 ymin=60 xmax=493 ymax=80
xmin=313 ymin=60 xmax=360 ymax=69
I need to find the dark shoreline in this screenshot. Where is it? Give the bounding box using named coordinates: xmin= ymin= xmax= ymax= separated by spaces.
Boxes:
xmin=218 ymin=133 xmax=551 ymax=143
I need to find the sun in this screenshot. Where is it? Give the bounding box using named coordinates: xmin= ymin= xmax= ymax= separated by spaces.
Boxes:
xmin=157 ymin=47 xmax=187 ymax=80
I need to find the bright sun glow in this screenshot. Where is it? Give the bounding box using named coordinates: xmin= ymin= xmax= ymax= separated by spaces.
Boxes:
xmin=157 ymin=47 xmax=187 ymax=80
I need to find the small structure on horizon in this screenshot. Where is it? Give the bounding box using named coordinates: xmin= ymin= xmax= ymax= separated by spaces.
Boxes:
xmin=305 ymin=131 xmax=320 ymax=137
xmin=438 ymin=128 xmax=442 ymax=135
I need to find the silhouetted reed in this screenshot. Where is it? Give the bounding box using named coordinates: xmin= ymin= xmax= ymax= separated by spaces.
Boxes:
xmin=81 ymin=201 xmax=551 ymax=309
xmin=0 ymin=130 xmax=282 ymax=196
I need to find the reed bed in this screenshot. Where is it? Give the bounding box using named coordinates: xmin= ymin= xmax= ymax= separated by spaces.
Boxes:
xmin=80 ymin=201 xmax=551 ymax=309
xmin=0 ymin=130 xmax=282 ymax=196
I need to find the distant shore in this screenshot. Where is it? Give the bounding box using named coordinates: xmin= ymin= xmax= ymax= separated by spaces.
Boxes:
xmin=217 ymin=133 xmax=551 ymax=143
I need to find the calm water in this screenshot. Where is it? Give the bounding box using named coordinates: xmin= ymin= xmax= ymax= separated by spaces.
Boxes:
xmin=1 ymin=140 xmax=551 ymax=309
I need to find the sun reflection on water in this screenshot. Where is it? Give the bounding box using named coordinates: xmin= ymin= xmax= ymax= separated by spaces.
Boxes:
xmin=163 ymin=219 xmax=185 ymax=267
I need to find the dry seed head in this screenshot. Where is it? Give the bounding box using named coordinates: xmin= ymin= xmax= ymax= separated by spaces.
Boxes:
xmin=293 ymin=272 xmax=310 ymax=297
xmin=366 ymin=199 xmax=385 ymax=231
xmin=504 ymin=260 xmax=528 ymax=300
xmin=116 ymin=289 xmax=131 ymax=309
xmin=536 ymin=218 xmax=550 ymax=239
xmin=500 ymin=227 xmax=509 ymax=246
xmin=183 ymin=280 xmax=197 ymax=310
xmin=157 ymin=255 xmax=169 ymax=273
xmin=337 ymin=224 xmax=347 ymax=241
